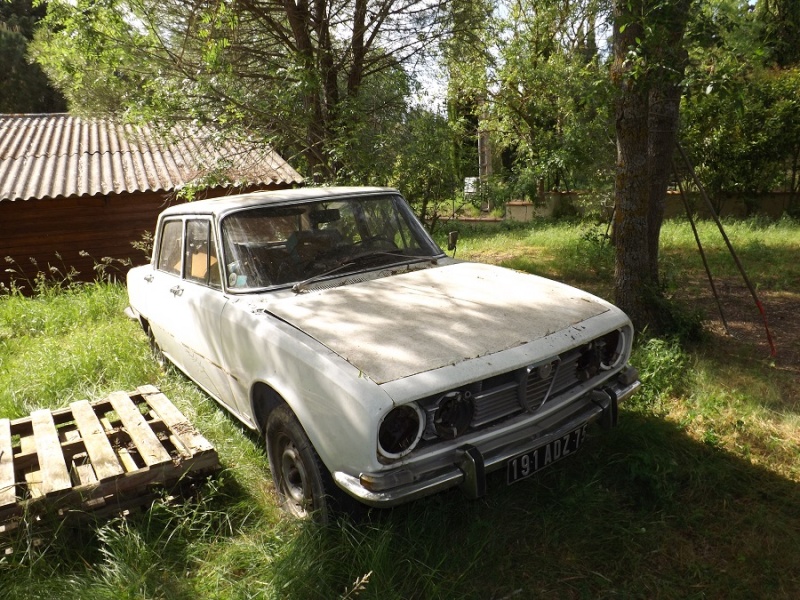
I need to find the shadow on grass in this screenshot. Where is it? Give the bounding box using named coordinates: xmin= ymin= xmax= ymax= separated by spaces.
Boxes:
xmin=3 ymin=410 xmax=797 ymax=600
xmin=274 ymin=412 xmax=799 ymax=599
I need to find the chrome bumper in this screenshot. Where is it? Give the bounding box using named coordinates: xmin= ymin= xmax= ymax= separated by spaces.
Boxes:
xmin=333 ymin=377 xmax=640 ymax=507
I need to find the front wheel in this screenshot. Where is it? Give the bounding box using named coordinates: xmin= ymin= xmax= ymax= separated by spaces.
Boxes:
xmin=265 ymin=405 xmax=333 ymax=522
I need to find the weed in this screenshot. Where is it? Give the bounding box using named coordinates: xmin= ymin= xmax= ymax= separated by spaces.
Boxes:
xmin=131 ymin=230 xmax=154 ymax=262
xmin=78 ymin=251 xmax=132 ymax=284
xmin=629 ymin=336 xmax=692 ymax=414
xmin=2 ymin=254 xmax=81 ymax=297
xmin=575 ymin=223 xmax=614 ymax=277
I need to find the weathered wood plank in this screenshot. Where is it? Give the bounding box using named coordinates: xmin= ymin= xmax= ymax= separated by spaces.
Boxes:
xmin=72 ymin=461 xmax=98 ymax=486
xmin=108 ymin=391 xmax=171 ymax=466
xmin=116 ymin=447 xmax=139 ymax=473
xmin=20 ymin=433 xmax=41 ymax=499
xmin=31 ymin=410 xmax=72 ymax=496
xmin=71 ymin=400 xmax=124 ymax=481
xmin=138 ymin=386 xmax=215 ymax=455
xmin=74 ymin=452 xmax=220 ymax=502
xmin=0 ymin=419 xmax=15 ymax=509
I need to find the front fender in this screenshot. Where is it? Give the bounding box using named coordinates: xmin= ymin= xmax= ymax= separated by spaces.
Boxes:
xmin=220 ymin=301 xmax=394 ymax=476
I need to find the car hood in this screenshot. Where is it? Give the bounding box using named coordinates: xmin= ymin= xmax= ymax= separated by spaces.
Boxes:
xmin=264 ymin=262 xmax=611 ymax=384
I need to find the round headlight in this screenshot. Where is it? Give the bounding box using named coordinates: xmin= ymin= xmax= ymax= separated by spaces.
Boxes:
xmin=378 ymin=404 xmax=424 ymax=460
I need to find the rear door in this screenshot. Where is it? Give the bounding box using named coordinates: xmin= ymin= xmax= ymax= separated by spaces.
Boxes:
xmin=145 ymin=218 xmax=186 ymax=364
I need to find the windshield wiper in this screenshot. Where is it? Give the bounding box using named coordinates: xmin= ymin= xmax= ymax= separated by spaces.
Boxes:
xmin=291 ymin=261 xmax=356 ymax=294
xmin=291 ymin=251 xmax=441 ymax=294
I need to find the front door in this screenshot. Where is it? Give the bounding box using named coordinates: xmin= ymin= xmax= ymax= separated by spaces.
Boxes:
xmin=148 ymin=217 xmax=235 ymax=407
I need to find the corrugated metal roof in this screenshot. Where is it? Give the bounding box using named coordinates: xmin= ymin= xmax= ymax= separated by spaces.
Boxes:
xmin=0 ymin=113 xmax=303 ymax=202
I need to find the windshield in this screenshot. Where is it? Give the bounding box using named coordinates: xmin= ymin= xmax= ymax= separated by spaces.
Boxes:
xmin=220 ymin=193 xmax=442 ymax=290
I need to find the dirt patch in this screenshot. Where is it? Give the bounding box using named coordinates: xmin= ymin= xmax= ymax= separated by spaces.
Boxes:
xmin=679 ymin=279 xmax=800 ymax=392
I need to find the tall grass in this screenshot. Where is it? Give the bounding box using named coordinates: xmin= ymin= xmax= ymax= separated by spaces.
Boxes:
xmin=2 ymin=218 xmax=799 ymax=598
xmin=0 ymin=283 xmax=160 ymax=418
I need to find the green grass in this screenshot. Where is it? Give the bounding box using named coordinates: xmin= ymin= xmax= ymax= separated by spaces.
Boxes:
xmin=2 ymin=218 xmax=799 ymax=599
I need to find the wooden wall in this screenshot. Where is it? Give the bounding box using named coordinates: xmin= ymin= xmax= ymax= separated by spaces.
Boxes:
xmin=0 ymin=184 xmax=283 ymax=292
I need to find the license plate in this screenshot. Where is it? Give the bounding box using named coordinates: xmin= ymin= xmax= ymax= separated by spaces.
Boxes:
xmin=506 ymin=424 xmax=588 ymax=485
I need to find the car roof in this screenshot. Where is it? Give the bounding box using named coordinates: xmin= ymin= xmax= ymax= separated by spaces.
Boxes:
xmin=159 ymin=186 xmax=398 ymax=218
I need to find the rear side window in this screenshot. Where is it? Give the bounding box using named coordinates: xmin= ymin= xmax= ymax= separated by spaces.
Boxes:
xmin=156 ymin=220 xmax=183 ymax=275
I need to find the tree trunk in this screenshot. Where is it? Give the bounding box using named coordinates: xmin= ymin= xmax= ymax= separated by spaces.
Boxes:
xmin=347 ymin=0 xmax=367 ymax=96
xmin=646 ymin=83 xmax=682 ymax=283
xmin=613 ymin=87 xmax=656 ymax=330
xmin=611 ymin=0 xmax=692 ymax=332
xmin=645 ymin=0 xmax=691 ymax=282
xmin=612 ymin=3 xmax=658 ymax=330
xmin=283 ymin=0 xmax=333 ymax=180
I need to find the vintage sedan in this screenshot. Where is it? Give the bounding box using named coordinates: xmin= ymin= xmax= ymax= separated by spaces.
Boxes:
xmin=126 ymin=187 xmax=640 ymax=520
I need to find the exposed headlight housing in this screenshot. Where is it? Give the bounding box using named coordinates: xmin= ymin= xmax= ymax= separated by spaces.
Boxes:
xmin=577 ymin=329 xmax=626 ymax=380
xmin=378 ymin=404 xmax=424 ymax=461
xmin=598 ymin=329 xmax=625 ymax=370
xmin=433 ymin=390 xmax=474 ymax=439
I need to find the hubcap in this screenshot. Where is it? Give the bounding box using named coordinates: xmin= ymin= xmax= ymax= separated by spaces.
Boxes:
xmin=279 ymin=441 xmax=309 ymax=517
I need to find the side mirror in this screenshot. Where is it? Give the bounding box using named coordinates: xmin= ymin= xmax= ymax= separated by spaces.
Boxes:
xmin=447 ymin=230 xmax=459 ymax=252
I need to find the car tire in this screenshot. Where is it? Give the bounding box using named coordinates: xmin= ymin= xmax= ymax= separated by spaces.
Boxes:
xmin=265 ymin=405 xmax=338 ymax=523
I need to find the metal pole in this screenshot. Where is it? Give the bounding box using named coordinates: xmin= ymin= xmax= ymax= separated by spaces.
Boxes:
xmin=672 ymin=159 xmax=729 ymax=334
xmin=676 ymin=143 xmax=776 ymax=357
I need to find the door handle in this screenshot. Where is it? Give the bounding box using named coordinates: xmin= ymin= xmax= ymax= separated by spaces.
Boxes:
xmin=170 ymin=285 xmax=184 ymax=297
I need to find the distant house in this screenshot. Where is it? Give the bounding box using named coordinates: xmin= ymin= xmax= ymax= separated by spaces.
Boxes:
xmin=0 ymin=113 xmax=303 ymax=290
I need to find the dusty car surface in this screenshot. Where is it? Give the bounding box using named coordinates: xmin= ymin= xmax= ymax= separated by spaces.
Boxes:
xmin=126 ymin=187 xmax=640 ymax=520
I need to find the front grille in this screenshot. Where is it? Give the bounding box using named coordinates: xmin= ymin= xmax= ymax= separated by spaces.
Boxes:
xmin=419 ymin=333 xmax=621 ymax=442
xmin=524 ymin=366 xmax=555 ymax=412
xmin=472 ymin=381 xmax=520 ymax=427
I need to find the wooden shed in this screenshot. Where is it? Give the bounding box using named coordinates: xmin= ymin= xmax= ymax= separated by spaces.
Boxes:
xmin=0 ymin=113 xmax=303 ymax=291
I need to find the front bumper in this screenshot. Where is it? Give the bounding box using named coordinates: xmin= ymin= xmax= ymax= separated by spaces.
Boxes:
xmin=333 ymin=377 xmax=640 ymax=507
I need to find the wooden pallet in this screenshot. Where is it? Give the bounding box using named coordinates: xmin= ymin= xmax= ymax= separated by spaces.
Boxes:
xmin=0 ymin=385 xmax=219 ymax=533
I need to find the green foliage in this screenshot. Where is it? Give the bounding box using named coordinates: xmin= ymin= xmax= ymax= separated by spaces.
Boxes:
xmin=326 ymin=68 xmax=412 ymax=185
xmin=1 ymin=0 xmax=45 ymax=38
xmin=682 ymin=66 xmax=800 ymax=200
xmin=30 ymin=0 xmax=450 ymax=184
xmin=0 ymin=0 xmax=66 ymax=112
xmin=447 ymin=0 xmax=615 ymax=196
xmin=31 ymin=0 xmax=158 ymax=116
xmin=387 ymin=108 xmax=460 ymax=224
xmin=753 ymin=0 xmax=800 ymax=67
xmin=682 ymin=1 xmax=800 ymax=205
xmin=492 ymin=39 xmax=614 ymax=193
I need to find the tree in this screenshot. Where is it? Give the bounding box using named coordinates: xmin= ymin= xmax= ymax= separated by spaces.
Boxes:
xmin=442 ymin=0 xmax=616 ymax=211
xmin=611 ymin=0 xmax=693 ymax=331
xmin=442 ymin=0 xmax=492 ymax=188
xmin=490 ymin=0 xmax=614 ymax=196
xmin=754 ymin=0 xmax=800 ymax=67
xmin=0 ymin=0 xmax=66 ymax=113
xmin=32 ymin=0 xmax=452 ymax=181
xmin=388 ymin=107 xmax=460 ymax=226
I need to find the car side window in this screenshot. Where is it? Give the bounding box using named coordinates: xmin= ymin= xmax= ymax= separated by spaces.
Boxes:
xmin=156 ymin=220 xmax=183 ymax=276
xmin=185 ymin=219 xmax=221 ymax=288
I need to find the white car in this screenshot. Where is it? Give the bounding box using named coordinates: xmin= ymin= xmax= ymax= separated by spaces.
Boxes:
xmin=126 ymin=187 xmax=640 ymax=520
